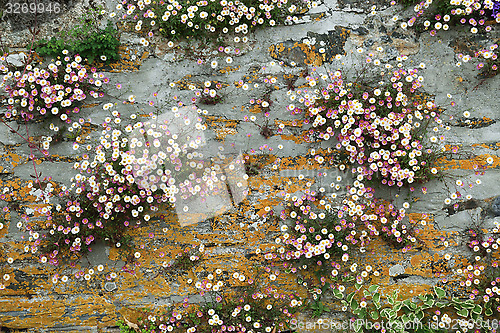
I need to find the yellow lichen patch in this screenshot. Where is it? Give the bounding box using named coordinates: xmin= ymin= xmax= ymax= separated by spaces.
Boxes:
xmin=408 ymin=213 xmax=459 ymax=249
xmin=380 ymin=283 xmax=433 ymax=299
xmin=249 ymin=104 xmax=263 ymax=113
xmin=275 ymin=119 xmax=304 ymax=128
xmin=0 ymin=296 xmax=117 ymax=329
xmin=218 ymin=65 xmax=241 ymax=75
xmin=269 ymin=28 xmax=350 ymax=67
xmin=269 ymin=42 xmax=324 ymax=67
xmin=0 ymin=152 xmax=27 ymax=169
xmin=406 ymin=252 xmax=454 ymax=278
xmin=438 ymin=154 xmax=500 ymax=170
xmin=472 ymin=142 xmax=500 ymax=150
xmin=0 ymin=178 xmax=40 ymax=204
xmin=101 ymin=46 xmax=149 ymax=73
xmin=204 ymin=116 xmax=240 ymax=141
xmin=279 ymin=132 xmax=308 ymax=144
xmin=279 ymin=156 xmax=323 ymax=171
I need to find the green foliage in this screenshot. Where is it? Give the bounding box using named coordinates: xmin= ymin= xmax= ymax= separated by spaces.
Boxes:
xmin=120 ymin=273 xmax=302 ymax=333
xmin=309 ymin=298 xmax=330 ymax=318
xmin=478 ymin=57 xmax=499 ymax=79
xmin=154 ymin=0 xmax=286 ymax=41
xmin=338 ymin=283 xmax=500 ymax=333
xmin=35 ymin=7 xmax=120 ymax=64
xmin=117 ymin=320 xmax=135 ymax=332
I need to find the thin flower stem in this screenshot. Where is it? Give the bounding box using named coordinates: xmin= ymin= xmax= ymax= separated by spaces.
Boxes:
xmin=24 ymin=121 xmax=45 ymax=198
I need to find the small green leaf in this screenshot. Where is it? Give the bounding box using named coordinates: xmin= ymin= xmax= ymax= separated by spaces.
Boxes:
xmin=463 ymin=300 xmax=476 ymax=309
xmin=436 ymin=301 xmax=448 ymax=308
xmin=485 ymin=307 xmax=493 ymax=316
xmin=424 ymin=299 xmax=435 ymax=308
xmin=457 ymin=308 xmax=469 ymax=317
xmin=370 ymin=310 xmax=379 ymax=320
xmin=346 ymin=292 xmax=355 ymax=304
xmin=333 ymin=289 xmax=343 ymax=299
xmin=368 ymin=285 xmax=379 ymax=293
xmin=351 ymin=299 xmax=359 ymax=311
xmin=434 ymin=286 xmax=446 ymax=299
xmin=393 ymin=302 xmax=402 ymax=312
xmin=472 ymin=304 xmax=482 ymax=315
xmin=373 ymin=293 xmax=380 ymax=303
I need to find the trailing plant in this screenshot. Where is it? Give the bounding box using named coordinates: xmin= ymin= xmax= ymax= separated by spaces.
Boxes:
xmin=118 ymin=270 xmax=303 ymax=332
xmin=115 ymin=0 xmax=310 ymax=42
xmin=35 ymin=6 xmax=120 ymax=64
xmin=26 ymin=107 xmax=219 ymax=265
xmin=196 ymin=81 xmax=224 ymax=105
xmin=290 ymin=62 xmax=448 ymax=189
xmin=403 ymin=0 xmax=498 ymax=76
xmin=0 ymin=51 xmax=107 ymax=122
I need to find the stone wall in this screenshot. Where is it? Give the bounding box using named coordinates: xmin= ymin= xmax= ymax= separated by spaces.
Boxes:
xmin=0 ymin=0 xmax=499 ymax=331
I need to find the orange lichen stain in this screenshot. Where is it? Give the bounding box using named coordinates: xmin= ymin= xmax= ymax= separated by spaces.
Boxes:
xmin=443 ymin=144 xmax=462 ymax=152
xmin=275 ymin=119 xmax=304 ymax=127
xmin=280 ymin=132 xmax=308 ymax=144
xmin=406 ymin=252 xmax=447 ymax=277
xmin=6 ymin=153 xmax=26 ymax=168
xmin=438 ymin=154 xmax=500 ymax=170
xmin=0 ymin=178 xmax=41 ymax=204
xmin=407 ymin=213 xmax=459 ymax=250
xmin=103 ymin=46 xmax=149 ymax=73
xmin=472 ymin=142 xmax=500 ymax=150
xmin=218 ymin=65 xmax=241 ymax=75
xmin=249 ymin=104 xmax=263 ymax=113
xmin=81 ymin=102 xmax=100 ymax=109
xmin=204 ymin=116 xmax=240 ymax=141
xmin=0 ymin=296 xmax=117 ymax=329
xmin=279 ymin=156 xmax=322 ymax=170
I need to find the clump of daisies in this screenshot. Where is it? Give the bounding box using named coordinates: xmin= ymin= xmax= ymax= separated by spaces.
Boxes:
xmin=0 ymin=51 xmax=108 ymax=122
xmin=29 ymin=105 xmax=219 ymax=264
xmin=120 ymin=270 xmax=302 ymax=333
xmin=475 ymin=43 xmax=499 ymax=78
xmin=196 ymin=81 xmax=224 ymax=105
xmin=404 ymin=0 xmax=499 ymax=76
xmin=289 ymin=58 xmax=448 ymax=188
xmin=272 ymin=194 xmax=357 ymax=280
xmin=113 ymin=0 xmax=308 ymax=41
xmin=407 ymin=0 xmax=498 ymax=34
